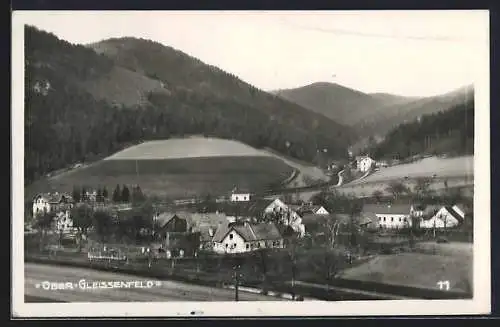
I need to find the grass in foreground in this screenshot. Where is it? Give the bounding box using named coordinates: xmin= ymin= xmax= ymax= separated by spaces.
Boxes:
xmin=338 ymin=245 xmax=472 ymax=293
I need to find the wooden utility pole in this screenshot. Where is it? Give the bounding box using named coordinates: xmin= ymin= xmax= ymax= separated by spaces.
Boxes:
xmin=233 ymin=263 xmax=241 ymax=301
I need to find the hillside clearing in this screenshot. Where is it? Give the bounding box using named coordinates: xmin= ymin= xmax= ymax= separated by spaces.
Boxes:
xmin=351 ymin=156 xmax=473 ymax=185
xmin=25 ymin=156 xmax=294 ymax=200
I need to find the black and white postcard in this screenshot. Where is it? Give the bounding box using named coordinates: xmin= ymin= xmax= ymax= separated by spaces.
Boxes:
xmin=11 ymin=10 xmax=491 ymax=317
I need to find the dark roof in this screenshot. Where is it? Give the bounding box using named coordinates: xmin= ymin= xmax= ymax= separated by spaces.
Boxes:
xmin=445 ymin=206 xmax=465 ymax=223
xmin=222 ymin=199 xmax=275 ymax=217
xmin=155 ymin=211 xmax=193 ymax=229
xmin=422 ymin=205 xmax=442 ymax=218
xmin=301 ymin=213 xmax=351 ymax=225
xmin=363 ymin=204 xmax=412 ymax=215
xmin=453 ymin=203 xmax=473 ymax=216
xmin=190 ymin=213 xmax=229 ymax=229
xmin=359 ymin=212 xmax=379 ymax=225
xmin=212 ymin=222 xmax=282 ymax=243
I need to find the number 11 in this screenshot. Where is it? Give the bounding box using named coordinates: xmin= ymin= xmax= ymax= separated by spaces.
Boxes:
xmin=437 ymin=280 xmax=450 ymax=290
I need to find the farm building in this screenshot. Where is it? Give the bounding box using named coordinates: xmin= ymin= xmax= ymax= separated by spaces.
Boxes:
xmin=356 ymin=156 xmax=375 ymax=173
xmin=230 ymin=187 xmax=252 ymax=202
xmin=154 ymin=211 xmax=232 ymax=253
xmin=32 ymin=192 xmax=73 ymax=218
xmin=219 ymin=198 xmax=305 ymax=237
xmin=363 ymin=203 xmax=413 ymax=229
xmin=419 ymin=205 xmax=468 ymax=229
xmin=211 ymin=221 xmax=284 ymax=254
xmin=296 ymin=204 xmax=330 ymax=215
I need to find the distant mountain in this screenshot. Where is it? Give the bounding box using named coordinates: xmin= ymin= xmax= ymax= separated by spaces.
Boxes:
xmin=24 ymin=26 xmax=356 ymax=185
xmin=369 ymin=99 xmax=474 ymax=161
xmin=273 ymin=82 xmax=391 ymax=126
xmin=368 ymin=93 xmax=421 ymax=106
xmin=354 ymin=85 xmax=474 ymax=139
xmin=274 ymin=82 xmax=474 ymax=140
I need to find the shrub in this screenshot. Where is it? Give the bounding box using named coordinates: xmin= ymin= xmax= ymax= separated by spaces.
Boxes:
xmin=436 ymin=236 xmax=449 ymax=244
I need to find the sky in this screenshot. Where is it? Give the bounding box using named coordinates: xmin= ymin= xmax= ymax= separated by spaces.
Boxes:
xmin=14 ymin=10 xmax=489 ymax=97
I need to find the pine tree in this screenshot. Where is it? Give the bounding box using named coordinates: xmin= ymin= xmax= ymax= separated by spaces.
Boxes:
xmin=102 ymin=186 xmax=109 ymax=201
xmin=121 ymin=185 xmax=130 ymax=203
xmin=72 ymin=185 xmax=81 ymax=203
xmin=81 ymin=186 xmax=87 ymax=202
xmin=112 ymin=184 xmax=121 ymax=203
xmin=132 ymin=185 xmax=146 ymax=205
xmin=96 ymin=187 xmax=103 ymax=203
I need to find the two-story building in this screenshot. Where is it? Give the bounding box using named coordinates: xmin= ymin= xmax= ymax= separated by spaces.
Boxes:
xmin=32 ymin=192 xmax=73 ymax=218
xmin=212 ymin=221 xmax=284 ymax=254
xmin=363 ymin=203 xmax=413 ymax=229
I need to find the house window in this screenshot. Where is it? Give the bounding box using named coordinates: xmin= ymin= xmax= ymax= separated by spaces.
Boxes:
xmin=229 ymin=233 xmax=233 ymax=240
xmin=391 ymin=217 xmax=394 ymax=222
xmin=225 ymin=244 xmax=228 ymax=248
xmin=399 ymin=218 xmax=402 ymax=222
xmin=246 ymin=244 xmax=249 ymax=249
xmin=383 ymin=217 xmax=386 ymax=222
xmin=404 ymin=218 xmax=407 ymax=222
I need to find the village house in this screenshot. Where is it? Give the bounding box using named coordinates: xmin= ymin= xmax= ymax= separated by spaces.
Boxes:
xmin=220 ymin=198 xmax=306 ymax=237
xmin=211 ymin=221 xmax=284 ymax=254
xmin=356 ymin=156 xmax=375 ymax=173
xmin=154 ymin=211 xmax=198 ymax=257
xmin=154 ymin=211 xmax=231 ymax=253
xmin=230 ymin=187 xmax=252 ymax=202
xmin=363 ymin=203 xmax=412 ymax=229
xmin=297 ymin=204 xmax=330 ymax=216
xmin=32 ymin=192 xmax=74 ymax=218
xmin=54 ymin=210 xmax=76 ymax=234
xmin=420 ymin=205 xmax=467 ymax=229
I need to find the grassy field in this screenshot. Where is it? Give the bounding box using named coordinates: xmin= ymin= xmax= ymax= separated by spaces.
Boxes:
xmin=25 ymin=137 xmax=336 ymax=200
xmin=351 ymin=156 xmax=474 ymax=185
xmin=334 ymin=155 xmax=474 ymax=198
xmin=26 ymin=156 xmax=294 ymax=200
xmin=338 ymin=242 xmax=473 ymax=293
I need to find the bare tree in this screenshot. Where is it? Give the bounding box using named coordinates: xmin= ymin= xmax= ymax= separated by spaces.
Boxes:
xmin=413 ymin=177 xmax=432 ymax=198
xmin=321 ymin=215 xmax=342 ymax=249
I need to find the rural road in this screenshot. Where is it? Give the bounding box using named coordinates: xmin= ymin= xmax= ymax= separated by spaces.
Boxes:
xmin=25 ymin=263 xmax=286 ymax=302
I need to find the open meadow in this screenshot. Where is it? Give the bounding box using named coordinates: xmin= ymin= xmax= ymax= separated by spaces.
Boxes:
xmin=338 ymin=242 xmax=473 ymax=294
xmin=25 ymin=137 xmax=298 ymax=200
xmin=351 ymin=156 xmax=473 ymax=185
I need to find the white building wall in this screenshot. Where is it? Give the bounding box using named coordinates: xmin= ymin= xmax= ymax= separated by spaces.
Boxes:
xmin=33 ymin=198 xmax=51 ymax=217
xmin=421 ymin=207 xmax=460 ymax=229
xmin=264 ymin=199 xmax=288 ymax=213
xmin=231 ymin=193 xmax=251 ymax=202
xmin=377 ymin=213 xmax=411 ymax=229
xmin=358 ymin=158 xmax=374 ymax=172
xmin=213 ymin=230 xmax=248 ymax=254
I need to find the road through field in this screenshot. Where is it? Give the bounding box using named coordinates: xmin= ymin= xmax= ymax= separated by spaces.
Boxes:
xmin=25 ymin=263 xmax=286 ymax=302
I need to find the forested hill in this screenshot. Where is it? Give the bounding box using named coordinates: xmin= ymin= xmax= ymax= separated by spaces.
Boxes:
xmin=24 ymin=26 xmax=356 ymax=185
xmin=367 ymin=100 xmax=474 ymax=161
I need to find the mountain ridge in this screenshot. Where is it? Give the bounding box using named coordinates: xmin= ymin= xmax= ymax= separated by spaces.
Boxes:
xmin=24 ymin=26 xmax=355 ymax=185
xmin=275 ymin=81 xmax=474 ymax=139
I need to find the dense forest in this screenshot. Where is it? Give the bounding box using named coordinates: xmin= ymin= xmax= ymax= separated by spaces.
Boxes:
xmin=365 ymin=100 xmax=474 ymax=160
xmin=25 ymin=26 xmax=355 ymax=185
